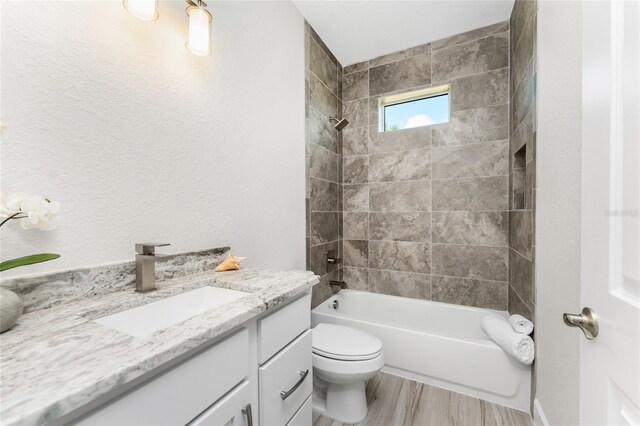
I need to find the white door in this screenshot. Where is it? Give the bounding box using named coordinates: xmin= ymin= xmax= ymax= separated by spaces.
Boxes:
xmin=579 ymin=1 xmax=640 ymax=425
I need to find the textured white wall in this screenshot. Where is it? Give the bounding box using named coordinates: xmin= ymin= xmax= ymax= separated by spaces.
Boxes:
xmin=0 ymin=1 xmax=306 ymax=278
xmin=535 ymin=1 xmax=582 ymax=424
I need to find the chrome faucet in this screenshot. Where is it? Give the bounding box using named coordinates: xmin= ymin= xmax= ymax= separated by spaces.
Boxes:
xmin=135 ymin=243 xmax=170 ymax=292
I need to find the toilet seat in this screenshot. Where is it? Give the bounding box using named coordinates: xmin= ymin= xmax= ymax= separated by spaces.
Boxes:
xmin=312 ymin=324 xmax=382 ymax=361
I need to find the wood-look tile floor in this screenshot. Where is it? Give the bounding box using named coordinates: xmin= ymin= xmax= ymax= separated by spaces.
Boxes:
xmin=312 ymin=372 xmax=532 ymax=426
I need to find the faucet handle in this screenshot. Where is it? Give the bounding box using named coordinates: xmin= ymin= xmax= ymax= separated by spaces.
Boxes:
xmin=135 ymin=243 xmax=170 ymax=255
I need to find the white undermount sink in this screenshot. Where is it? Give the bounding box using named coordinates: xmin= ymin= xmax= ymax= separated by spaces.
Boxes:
xmin=94 ymin=286 xmax=248 ymax=337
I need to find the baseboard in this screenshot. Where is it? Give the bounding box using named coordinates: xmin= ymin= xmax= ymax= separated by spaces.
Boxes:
xmin=534 ymin=399 xmax=549 ymax=426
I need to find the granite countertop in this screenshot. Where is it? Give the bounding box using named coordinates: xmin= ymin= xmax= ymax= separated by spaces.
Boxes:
xmin=0 ymin=268 xmax=317 ymax=426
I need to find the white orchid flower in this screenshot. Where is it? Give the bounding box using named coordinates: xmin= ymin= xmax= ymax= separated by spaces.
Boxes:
xmin=0 ymin=191 xmax=26 ymax=218
xmin=0 ymin=192 xmax=60 ymax=230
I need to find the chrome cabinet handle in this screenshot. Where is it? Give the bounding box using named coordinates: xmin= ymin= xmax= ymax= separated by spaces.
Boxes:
xmin=563 ymin=307 xmax=599 ymax=339
xmin=280 ymin=369 xmax=309 ymax=400
xmin=241 ymin=403 xmax=253 ymax=426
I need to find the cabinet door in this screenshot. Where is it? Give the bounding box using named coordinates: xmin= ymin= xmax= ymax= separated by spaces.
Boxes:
xmin=189 ymin=381 xmax=253 ymax=426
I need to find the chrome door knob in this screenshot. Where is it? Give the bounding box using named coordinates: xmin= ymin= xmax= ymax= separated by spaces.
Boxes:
xmin=563 ymin=307 xmax=599 ymax=339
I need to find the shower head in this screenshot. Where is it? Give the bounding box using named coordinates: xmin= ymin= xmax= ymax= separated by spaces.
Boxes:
xmin=329 ymin=117 xmax=349 ymax=131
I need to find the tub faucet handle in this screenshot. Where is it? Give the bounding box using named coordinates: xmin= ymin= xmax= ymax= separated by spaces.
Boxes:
xmin=326 ymin=250 xmax=341 ymax=265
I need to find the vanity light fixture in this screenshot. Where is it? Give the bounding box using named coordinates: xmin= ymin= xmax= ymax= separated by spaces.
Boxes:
xmin=123 ymin=0 xmax=158 ymax=21
xmin=185 ymin=0 xmax=212 ymax=56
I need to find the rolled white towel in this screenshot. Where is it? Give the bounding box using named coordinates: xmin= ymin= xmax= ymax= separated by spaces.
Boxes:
xmin=508 ymin=314 xmax=534 ymax=335
xmin=481 ymin=314 xmax=535 ymax=365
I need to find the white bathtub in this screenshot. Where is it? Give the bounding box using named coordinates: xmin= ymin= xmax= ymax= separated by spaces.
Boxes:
xmin=311 ymin=290 xmax=531 ymax=412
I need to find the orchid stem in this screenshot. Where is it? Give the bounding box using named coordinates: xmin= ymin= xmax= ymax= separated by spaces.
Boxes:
xmin=0 ymin=212 xmax=27 ymax=228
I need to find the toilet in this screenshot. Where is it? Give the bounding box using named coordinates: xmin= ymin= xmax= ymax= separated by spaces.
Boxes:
xmin=311 ymin=323 xmax=384 ymax=423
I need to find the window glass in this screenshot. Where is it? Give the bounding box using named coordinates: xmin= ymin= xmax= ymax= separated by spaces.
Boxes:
xmin=383 ymin=93 xmax=449 ymax=132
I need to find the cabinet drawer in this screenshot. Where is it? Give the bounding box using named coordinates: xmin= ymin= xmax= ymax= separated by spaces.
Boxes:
xmin=258 ymin=294 xmax=310 ymax=364
xmin=189 ymin=381 xmax=253 ymax=426
xmin=259 ymin=331 xmax=312 ymax=426
xmin=77 ymin=329 xmax=249 ymax=425
xmin=287 ymin=396 xmax=312 ymax=426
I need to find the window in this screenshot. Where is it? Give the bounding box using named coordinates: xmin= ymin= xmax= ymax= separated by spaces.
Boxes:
xmin=379 ymin=85 xmax=450 ymax=132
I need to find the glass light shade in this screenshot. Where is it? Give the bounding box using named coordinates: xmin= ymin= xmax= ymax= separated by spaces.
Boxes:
xmin=186 ymin=6 xmax=212 ymax=56
xmin=123 ymin=0 xmax=158 ymax=21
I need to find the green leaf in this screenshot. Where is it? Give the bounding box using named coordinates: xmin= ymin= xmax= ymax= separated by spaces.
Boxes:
xmin=0 ymin=253 xmax=60 ymax=272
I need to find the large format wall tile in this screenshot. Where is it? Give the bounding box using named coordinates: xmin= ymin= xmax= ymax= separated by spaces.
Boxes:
xmin=310 ymin=108 xmax=338 ymax=153
xmin=370 ymin=181 xmax=431 ymax=212
xmin=432 ymin=211 xmax=509 ymax=246
xmin=369 ymin=44 xmax=430 ymax=68
xmin=309 ymin=74 xmax=338 ymax=117
xmin=369 ymin=269 xmax=430 ymax=299
xmin=511 ymin=62 xmax=535 ymax=133
xmin=310 ymin=178 xmax=339 ymax=212
xmin=306 ymin=24 xmax=343 ymax=298
xmin=336 ymin=20 xmax=513 ymax=310
xmin=343 ymin=98 xmax=369 ymax=128
xmin=309 ymin=144 xmax=338 ymax=182
xmin=309 ymin=37 xmax=338 ymax=95
xmin=369 ymin=149 xmax=431 ymax=182
xmin=343 ymin=212 xmax=369 ymax=240
xmin=450 ymin=68 xmax=509 ymax=112
xmin=343 ymin=155 xmax=369 ymax=184
xmin=510 ymin=249 xmax=534 ymax=308
xmin=343 ymin=69 xmax=368 ymax=101
xmin=343 ymin=266 xmax=369 ymax=291
xmin=432 ymin=33 xmax=509 ymax=82
xmin=369 ymin=54 xmax=431 ymax=96
xmin=511 ymin=110 xmax=533 ymax=154
xmin=432 ymin=21 xmax=509 ymax=51
xmin=309 ymin=240 xmax=340 ymax=277
xmin=369 ymin=212 xmax=431 ymax=242
xmin=343 ymin=184 xmax=370 ymax=211
xmin=508 ymin=285 xmax=533 ymax=321
xmin=432 ymin=244 xmax=508 ymax=281
xmin=432 ymin=104 xmax=509 ymax=146
xmin=369 ymin=126 xmax=431 ymax=154
xmin=508 ymin=0 xmax=537 ymax=319
xmin=432 ymin=275 xmax=508 ymax=310
xmin=342 ymin=126 xmax=368 ymax=156
xmin=344 ymin=61 xmax=369 ymax=74
xmin=309 ymin=212 xmax=340 ymax=246
xmin=432 ymin=140 xmax=509 ymax=179
xmin=510 ymin=210 xmax=533 ymax=259
xmin=369 ymin=241 xmax=431 ymax=273
xmin=432 ymin=176 xmax=509 ymax=211
xmin=344 ymin=240 xmax=368 ymax=267
xmin=510 ymin=0 xmax=536 ymax=57
xmin=511 ymin=12 xmax=536 ymax=94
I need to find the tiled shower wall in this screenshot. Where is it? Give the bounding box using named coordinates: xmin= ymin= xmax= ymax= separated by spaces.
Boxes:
xmin=340 ymin=22 xmax=511 ymax=310
xmin=508 ymin=0 xmax=537 ymax=321
xmin=304 ymin=23 xmax=345 ymax=308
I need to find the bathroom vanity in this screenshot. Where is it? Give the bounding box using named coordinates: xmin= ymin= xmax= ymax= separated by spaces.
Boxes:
xmin=0 ymin=266 xmax=318 ymax=426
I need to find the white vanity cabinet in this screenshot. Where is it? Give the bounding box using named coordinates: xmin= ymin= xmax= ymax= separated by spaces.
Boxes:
xmin=73 ymin=291 xmax=312 ymax=426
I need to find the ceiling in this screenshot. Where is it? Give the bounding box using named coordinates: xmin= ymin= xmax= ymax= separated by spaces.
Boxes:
xmin=293 ymin=1 xmax=515 ymax=66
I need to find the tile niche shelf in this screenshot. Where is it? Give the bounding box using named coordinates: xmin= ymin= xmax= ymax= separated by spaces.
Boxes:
xmin=513 ymin=144 xmax=527 ymax=210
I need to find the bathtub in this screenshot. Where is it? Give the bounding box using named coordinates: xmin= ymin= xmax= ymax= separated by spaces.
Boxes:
xmin=311 ymin=290 xmax=531 ymax=412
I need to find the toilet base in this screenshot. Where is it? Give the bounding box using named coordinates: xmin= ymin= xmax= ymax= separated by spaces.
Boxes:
xmin=312 ymin=376 xmax=368 ymax=423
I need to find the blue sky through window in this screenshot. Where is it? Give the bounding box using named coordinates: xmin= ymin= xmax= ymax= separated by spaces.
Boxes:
xmin=384 ymin=94 xmax=449 ymax=132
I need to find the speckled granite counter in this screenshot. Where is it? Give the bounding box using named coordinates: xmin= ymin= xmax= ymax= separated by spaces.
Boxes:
xmin=0 ymin=268 xmax=317 ymax=426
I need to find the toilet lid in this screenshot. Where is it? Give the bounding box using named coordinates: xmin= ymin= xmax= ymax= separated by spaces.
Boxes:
xmin=312 ymin=324 xmax=382 ymax=361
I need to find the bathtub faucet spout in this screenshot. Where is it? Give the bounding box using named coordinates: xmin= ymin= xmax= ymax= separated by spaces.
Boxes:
xmin=329 ymin=280 xmax=347 ymax=290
